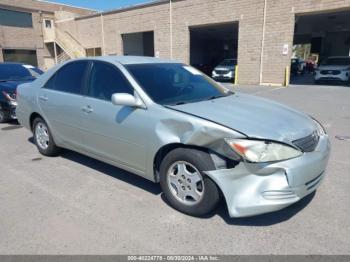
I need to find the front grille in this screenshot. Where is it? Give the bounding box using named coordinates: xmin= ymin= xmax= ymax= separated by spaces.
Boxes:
xmin=292 ymin=131 xmax=319 ymax=152
xmin=215 ymin=69 xmax=229 ymax=75
xmin=319 ymin=77 xmax=342 ymax=81
xmin=320 ymin=70 xmax=341 ymax=75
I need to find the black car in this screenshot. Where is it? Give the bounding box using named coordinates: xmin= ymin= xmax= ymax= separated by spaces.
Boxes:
xmin=0 ymin=63 xmax=43 ymax=123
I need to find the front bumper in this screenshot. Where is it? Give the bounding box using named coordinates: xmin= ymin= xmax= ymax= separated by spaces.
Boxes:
xmin=205 ymin=135 xmax=331 ymax=217
xmin=0 ymin=101 xmax=17 ymax=119
xmin=212 ymin=71 xmax=234 ymax=81
xmin=315 ymin=71 xmax=349 ymax=82
xmin=213 ymin=75 xmax=234 ymax=81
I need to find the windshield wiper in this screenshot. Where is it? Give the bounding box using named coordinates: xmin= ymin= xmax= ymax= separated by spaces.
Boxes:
xmin=207 ymin=95 xmax=225 ymax=100
xmin=173 ymin=101 xmax=187 ymax=105
xmin=207 ymin=91 xmax=234 ymax=101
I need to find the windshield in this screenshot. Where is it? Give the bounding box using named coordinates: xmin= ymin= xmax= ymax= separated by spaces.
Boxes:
xmin=27 ymin=67 xmax=44 ymax=77
xmin=219 ymin=59 xmax=237 ymax=66
xmin=126 ymin=63 xmax=233 ymax=105
xmin=321 ymin=58 xmax=350 ymax=66
xmin=0 ymin=64 xmax=42 ymax=81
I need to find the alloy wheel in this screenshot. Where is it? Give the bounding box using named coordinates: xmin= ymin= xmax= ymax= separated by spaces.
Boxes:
xmin=166 ymin=161 xmax=204 ymax=205
xmin=35 ymin=122 xmax=50 ymax=150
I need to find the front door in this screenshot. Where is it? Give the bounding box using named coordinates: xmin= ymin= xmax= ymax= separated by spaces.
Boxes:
xmin=79 ymin=61 xmax=148 ymax=172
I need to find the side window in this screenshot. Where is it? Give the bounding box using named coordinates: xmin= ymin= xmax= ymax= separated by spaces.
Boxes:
xmin=88 ymin=62 xmax=134 ymax=101
xmin=44 ymin=74 xmax=56 ymax=90
xmin=45 ymin=61 xmax=88 ymax=95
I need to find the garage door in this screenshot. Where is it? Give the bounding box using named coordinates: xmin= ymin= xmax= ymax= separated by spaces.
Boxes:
xmin=2 ymin=49 xmax=38 ymax=66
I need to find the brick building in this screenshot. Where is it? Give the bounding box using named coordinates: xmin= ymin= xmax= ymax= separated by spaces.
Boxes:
xmin=0 ymin=0 xmax=94 ymax=69
xmin=1 ymin=0 xmax=350 ymax=85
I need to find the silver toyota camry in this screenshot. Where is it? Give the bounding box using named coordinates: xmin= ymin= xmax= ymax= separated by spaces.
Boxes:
xmin=17 ymin=56 xmax=330 ymax=218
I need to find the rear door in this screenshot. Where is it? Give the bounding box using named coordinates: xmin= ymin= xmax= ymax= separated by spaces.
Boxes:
xmin=37 ymin=61 xmax=89 ymax=149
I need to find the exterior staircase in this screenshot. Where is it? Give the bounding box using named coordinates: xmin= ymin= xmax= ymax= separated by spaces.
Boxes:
xmin=57 ymin=51 xmax=71 ymax=64
xmin=43 ymin=21 xmax=86 ymax=64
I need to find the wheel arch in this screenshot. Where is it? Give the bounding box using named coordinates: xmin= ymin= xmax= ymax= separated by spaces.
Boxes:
xmin=153 ymin=143 xmax=236 ymax=183
xmin=29 ymin=112 xmax=44 ymax=131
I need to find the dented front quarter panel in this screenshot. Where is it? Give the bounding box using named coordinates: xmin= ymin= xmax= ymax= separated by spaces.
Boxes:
xmin=145 ymin=105 xmax=246 ymax=181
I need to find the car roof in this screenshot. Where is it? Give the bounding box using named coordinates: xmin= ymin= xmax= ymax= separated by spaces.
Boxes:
xmin=73 ymin=55 xmax=180 ymax=65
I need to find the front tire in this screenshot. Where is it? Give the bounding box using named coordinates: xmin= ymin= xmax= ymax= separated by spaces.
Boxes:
xmin=33 ymin=117 xmax=60 ymax=156
xmin=0 ymin=109 xmax=9 ymax=123
xmin=160 ymin=148 xmax=221 ymax=217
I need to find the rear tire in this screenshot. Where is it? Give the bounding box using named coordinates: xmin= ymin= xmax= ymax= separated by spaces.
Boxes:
xmin=33 ymin=117 xmax=61 ymax=156
xmin=159 ymin=148 xmax=221 ymax=217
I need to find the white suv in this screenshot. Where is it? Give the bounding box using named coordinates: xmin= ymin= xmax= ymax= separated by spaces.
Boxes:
xmin=315 ymin=56 xmax=350 ymax=84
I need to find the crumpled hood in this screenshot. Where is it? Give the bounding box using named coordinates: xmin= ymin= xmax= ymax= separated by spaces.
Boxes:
xmin=169 ymin=93 xmax=317 ymax=143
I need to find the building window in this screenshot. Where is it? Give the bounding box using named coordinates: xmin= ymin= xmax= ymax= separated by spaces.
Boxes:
xmin=2 ymin=49 xmax=38 ymax=66
xmin=0 ymin=8 xmax=32 ymax=28
xmin=45 ymin=19 xmax=52 ymax=28
xmin=86 ymin=47 xmax=102 ymax=57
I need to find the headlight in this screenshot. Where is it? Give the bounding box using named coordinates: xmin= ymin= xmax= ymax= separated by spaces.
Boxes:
xmin=226 ymin=139 xmax=302 ymax=163
xmin=1 ymin=91 xmax=16 ymax=102
xmin=312 ymin=118 xmax=326 ymax=135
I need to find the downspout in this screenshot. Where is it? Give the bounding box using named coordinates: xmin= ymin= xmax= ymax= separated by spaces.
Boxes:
xmin=53 ymin=42 xmax=58 ymax=64
xmin=101 ymin=13 xmax=106 ymax=55
xmin=38 ymin=11 xmax=45 ymax=68
xmin=169 ymin=0 xmax=173 ymax=59
xmin=259 ymin=0 xmax=267 ymax=85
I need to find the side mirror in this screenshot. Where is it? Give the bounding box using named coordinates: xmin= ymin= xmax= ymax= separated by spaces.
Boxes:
xmin=111 ymin=93 xmax=144 ymax=108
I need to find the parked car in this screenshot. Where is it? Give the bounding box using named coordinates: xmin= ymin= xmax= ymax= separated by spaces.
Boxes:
xmin=314 ymin=56 xmax=350 ymax=84
xmin=0 ymin=62 xmax=43 ymax=123
xmin=17 ymin=56 xmax=330 ymax=218
xmin=212 ymin=59 xmax=237 ymax=81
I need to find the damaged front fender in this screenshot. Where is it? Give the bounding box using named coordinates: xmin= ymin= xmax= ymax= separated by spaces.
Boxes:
xmin=145 ymin=105 xmax=246 ymax=181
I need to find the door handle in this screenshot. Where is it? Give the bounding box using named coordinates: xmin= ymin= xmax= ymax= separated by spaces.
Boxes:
xmin=82 ymin=105 xmax=94 ymax=113
xmin=39 ymin=96 xmax=48 ymax=102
